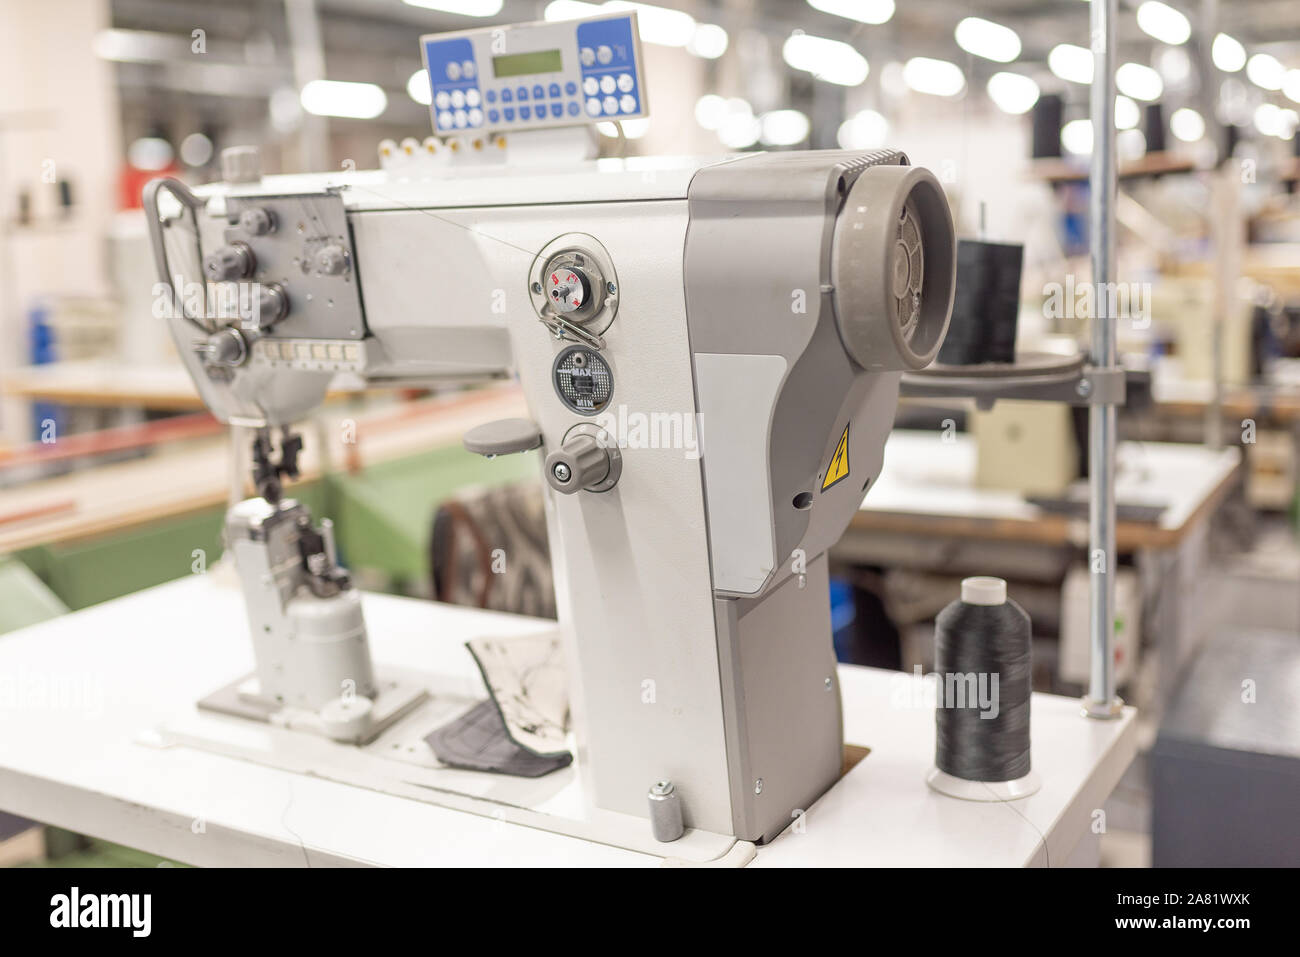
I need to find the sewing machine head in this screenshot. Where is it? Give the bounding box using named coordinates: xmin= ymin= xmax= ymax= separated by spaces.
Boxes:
xmin=144 ymin=11 xmax=956 ymax=845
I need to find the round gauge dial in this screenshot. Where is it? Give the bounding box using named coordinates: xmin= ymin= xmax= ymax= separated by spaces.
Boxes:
xmin=547 ymin=266 xmax=590 ymax=315
xmin=553 ymin=346 xmax=613 ymax=415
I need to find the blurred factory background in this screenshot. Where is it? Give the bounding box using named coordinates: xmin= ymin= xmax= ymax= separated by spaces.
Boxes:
xmin=0 ymin=0 xmax=1297 ymax=868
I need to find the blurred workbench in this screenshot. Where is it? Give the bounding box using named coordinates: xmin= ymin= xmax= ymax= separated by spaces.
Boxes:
xmin=0 ymin=384 xmax=532 ymax=608
xmin=841 ymin=431 xmax=1243 ymax=711
xmin=3 ymin=359 xmax=372 ymax=411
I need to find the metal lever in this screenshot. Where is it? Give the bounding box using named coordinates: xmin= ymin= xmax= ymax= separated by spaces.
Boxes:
xmin=462 ymin=418 xmax=542 ymax=458
xmin=142 ymin=177 xmax=209 ymax=334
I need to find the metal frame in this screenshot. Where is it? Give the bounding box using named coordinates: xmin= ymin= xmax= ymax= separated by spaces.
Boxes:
xmin=1083 ymin=0 xmax=1124 ymax=719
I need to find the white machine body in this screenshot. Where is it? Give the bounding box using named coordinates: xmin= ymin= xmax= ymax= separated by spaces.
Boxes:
xmin=143 ymin=14 xmax=956 ymax=845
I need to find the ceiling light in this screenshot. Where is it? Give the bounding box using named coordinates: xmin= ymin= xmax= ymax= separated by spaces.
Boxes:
xmin=1115 ymin=95 xmax=1140 ymax=130
xmin=604 ymin=2 xmax=696 ymax=47
xmin=1136 ymin=2 xmax=1190 ymax=45
xmin=1211 ymin=33 xmax=1246 ymax=73
xmin=403 ymin=0 xmax=503 ymax=15
xmin=955 ymin=17 xmax=1021 ymax=63
xmin=1049 ymin=44 xmax=1093 ymax=85
xmin=1169 ymin=107 xmax=1205 ymax=142
xmin=407 ymin=69 xmax=431 ymax=106
xmin=300 ymin=80 xmax=387 ymax=119
xmin=903 ymin=57 xmax=965 ymax=97
xmin=1116 ymin=62 xmax=1163 ymax=101
xmin=806 ymin=0 xmax=895 ymax=26
xmin=783 ymin=33 xmax=869 ymax=86
xmin=1247 ymin=53 xmax=1285 ymax=91
xmin=986 ymin=72 xmax=1039 ymax=114
xmin=1061 ymin=118 xmax=1092 ymax=155
xmin=837 ymin=109 xmax=889 ymax=149
xmin=688 ymin=24 xmax=728 ymax=59
xmin=1284 ymin=70 xmax=1300 ymax=104
xmin=760 ymin=110 xmax=811 ymax=146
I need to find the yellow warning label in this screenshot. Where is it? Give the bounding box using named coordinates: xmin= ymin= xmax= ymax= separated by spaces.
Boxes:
xmin=821 ymin=424 xmax=850 ymax=491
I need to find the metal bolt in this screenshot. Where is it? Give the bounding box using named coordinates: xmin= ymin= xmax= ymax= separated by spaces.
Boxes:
xmin=754 ymin=778 xmax=763 ymax=795
xmin=1076 ymin=378 xmax=1092 ymax=398
xmin=825 ymin=677 xmax=833 ymax=690
xmin=606 ymin=281 xmax=617 ymax=294
xmin=650 ymin=780 xmax=674 ymax=797
xmin=552 ymin=462 xmax=572 ymax=483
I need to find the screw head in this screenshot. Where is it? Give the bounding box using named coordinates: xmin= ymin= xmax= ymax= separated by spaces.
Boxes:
xmin=1076 ymin=378 xmax=1092 ymax=397
xmin=754 ymin=778 xmax=764 ymax=795
xmin=552 ymin=462 xmax=572 ymax=483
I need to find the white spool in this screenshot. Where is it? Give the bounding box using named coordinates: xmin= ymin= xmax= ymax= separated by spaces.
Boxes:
xmin=961 ymin=576 xmax=1007 ymax=605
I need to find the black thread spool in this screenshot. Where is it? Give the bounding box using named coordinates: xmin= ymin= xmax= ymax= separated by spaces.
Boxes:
xmin=927 ymin=577 xmax=1041 ymax=800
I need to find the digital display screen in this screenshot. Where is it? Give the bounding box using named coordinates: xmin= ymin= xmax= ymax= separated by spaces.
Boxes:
xmin=492 ymin=49 xmax=563 ymax=78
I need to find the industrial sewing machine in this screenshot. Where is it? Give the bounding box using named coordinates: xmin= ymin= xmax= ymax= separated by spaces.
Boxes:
xmin=141 ymin=11 xmax=956 ymax=850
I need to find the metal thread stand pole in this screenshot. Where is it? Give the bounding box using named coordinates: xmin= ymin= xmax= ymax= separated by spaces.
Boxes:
xmin=1084 ymin=0 xmax=1124 ymax=719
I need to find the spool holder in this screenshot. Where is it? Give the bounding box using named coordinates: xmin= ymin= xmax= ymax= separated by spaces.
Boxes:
xmin=899 ymin=352 xmax=1145 ymax=410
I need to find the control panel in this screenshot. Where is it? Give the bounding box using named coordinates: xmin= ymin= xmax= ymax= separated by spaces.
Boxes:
xmin=420 ymin=12 xmax=648 ymax=135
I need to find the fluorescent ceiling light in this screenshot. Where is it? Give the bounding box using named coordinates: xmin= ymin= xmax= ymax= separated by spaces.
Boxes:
xmin=760 ymin=110 xmax=811 ymax=146
xmin=403 ymin=0 xmax=503 ymax=15
xmin=986 ymin=72 xmax=1039 ymax=114
xmin=955 ymin=18 xmax=1021 ymax=64
xmin=1115 ymin=95 xmax=1140 ymax=130
xmin=837 ymin=110 xmax=889 ymax=149
xmin=783 ymin=33 xmax=869 ymax=86
xmin=807 ymin=0 xmax=894 ymax=26
xmin=1284 ymin=69 xmax=1300 ymax=104
xmin=694 ymin=94 xmax=729 ymax=130
xmin=1116 ymin=62 xmax=1163 ymax=102
xmin=1211 ymin=34 xmax=1246 ymax=73
xmin=1136 ymin=2 xmax=1190 ymax=45
xmin=545 ymin=1 xmax=695 ymax=47
xmin=1254 ymin=102 xmax=1284 ymax=136
xmin=1169 ymin=107 xmax=1205 ymax=142
xmin=1119 ymin=128 xmax=1147 ymax=160
xmin=688 ymin=23 xmax=728 ymax=59
xmin=300 ymin=80 xmax=387 ymax=119
xmin=604 ymin=2 xmax=695 ymax=47
xmin=1049 ymin=44 xmax=1093 ymax=85
xmin=407 ymin=69 xmax=431 ymax=106
xmin=544 ymin=1 xmax=602 ymax=19
xmin=903 ymin=57 xmax=965 ymax=97
xmin=1061 ymin=118 xmax=1092 ymax=155
xmin=1246 ymin=53 xmax=1285 ymax=91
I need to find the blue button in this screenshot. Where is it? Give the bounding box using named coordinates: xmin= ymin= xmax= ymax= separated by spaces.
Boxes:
xmin=516 ymin=86 xmax=528 ymax=100
xmin=550 ymin=103 xmax=563 ymax=118
xmin=500 ymin=88 xmax=512 ymax=103
xmin=488 ymin=108 xmax=500 ymax=123
xmin=549 ymin=83 xmax=562 ymax=98
xmin=485 ymin=89 xmax=496 ymax=103
xmin=565 ymin=81 xmax=577 ymax=95
xmin=519 ymin=105 xmax=531 ymax=120
xmin=567 ymin=101 xmax=580 ymax=116
xmin=533 ymin=84 xmax=545 ymax=100
xmin=503 ymin=107 xmax=515 ymax=121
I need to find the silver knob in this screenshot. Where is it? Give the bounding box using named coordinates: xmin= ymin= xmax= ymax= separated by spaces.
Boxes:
xmin=196 ymin=327 xmax=248 ymax=367
xmin=245 ymin=282 xmax=289 ymax=328
xmin=316 ymin=244 xmax=349 ymax=276
xmin=204 ymin=243 xmax=255 ymax=282
xmin=544 ymin=433 xmax=611 ymax=495
xmin=238 ymin=207 xmax=274 ymax=236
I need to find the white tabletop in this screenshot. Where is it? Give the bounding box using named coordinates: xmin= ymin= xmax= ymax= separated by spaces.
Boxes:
xmin=0 ymin=574 xmax=1136 ymax=867
xmin=867 ymin=431 xmax=1240 ymax=534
